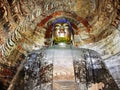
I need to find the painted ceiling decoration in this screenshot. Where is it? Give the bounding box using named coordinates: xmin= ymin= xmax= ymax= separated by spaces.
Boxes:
xmin=0 ymin=0 xmax=120 ymax=89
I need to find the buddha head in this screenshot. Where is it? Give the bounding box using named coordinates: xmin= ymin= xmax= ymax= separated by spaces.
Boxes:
xmin=52 ymin=18 xmax=73 ymax=45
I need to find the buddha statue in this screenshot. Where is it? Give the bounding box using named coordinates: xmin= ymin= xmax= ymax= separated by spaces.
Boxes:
xmin=9 ymin=18 xmax=119 ymax=90
xmin=52 ymin=18 xmax=73 ymax=45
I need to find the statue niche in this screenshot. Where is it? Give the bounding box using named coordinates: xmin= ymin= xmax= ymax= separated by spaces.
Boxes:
xmin=8 ymin=18 xmax=119 ymax=90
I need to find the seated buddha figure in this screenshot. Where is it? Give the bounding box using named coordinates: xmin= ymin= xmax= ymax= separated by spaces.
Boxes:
xmin=10 ymin=18 xmax=119 ymax=90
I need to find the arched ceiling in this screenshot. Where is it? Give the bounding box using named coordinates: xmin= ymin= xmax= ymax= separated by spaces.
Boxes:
xmin=0 ymin=0 xmax=120 ymax=68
